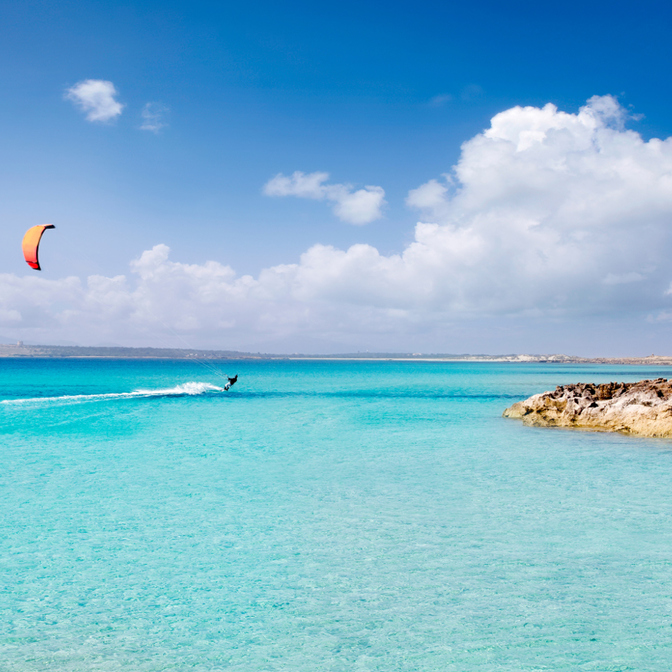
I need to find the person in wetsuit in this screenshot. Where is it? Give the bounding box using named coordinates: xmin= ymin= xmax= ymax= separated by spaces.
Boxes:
xmin=224 ymin=374 xmax=238 ymax=391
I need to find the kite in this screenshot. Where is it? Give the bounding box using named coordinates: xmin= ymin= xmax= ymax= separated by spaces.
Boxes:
xmin=22 ymin=224 xmax=55 ymax=271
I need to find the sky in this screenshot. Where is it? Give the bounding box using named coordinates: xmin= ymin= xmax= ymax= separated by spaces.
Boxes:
xmin=2 ymin=0 xmax=672 ymax=355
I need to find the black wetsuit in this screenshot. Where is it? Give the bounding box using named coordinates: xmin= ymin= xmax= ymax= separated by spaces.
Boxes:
xmin=225 ymin=375 xmax=238 ymax=390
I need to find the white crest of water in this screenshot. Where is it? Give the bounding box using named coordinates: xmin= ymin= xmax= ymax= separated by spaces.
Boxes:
xmin=1 ymin=381 xmax=224 ymax=406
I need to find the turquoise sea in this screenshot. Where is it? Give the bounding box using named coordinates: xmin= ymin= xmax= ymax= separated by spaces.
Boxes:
xmin=2 ymin=359 xmax=672 ymax=671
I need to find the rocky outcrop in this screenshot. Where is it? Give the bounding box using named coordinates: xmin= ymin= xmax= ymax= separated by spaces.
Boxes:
xmin=503 ymin=379 xmax=672 ymax=437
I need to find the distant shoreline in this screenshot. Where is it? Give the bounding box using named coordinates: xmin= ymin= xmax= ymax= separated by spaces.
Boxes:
xmin=0 ymin=343 xmax=671 ymax=365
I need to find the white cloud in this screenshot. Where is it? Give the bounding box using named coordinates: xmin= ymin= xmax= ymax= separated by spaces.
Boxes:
xmin=330 ymin=186 xmax=386 ymax=225
xmin=406 ymin=178 xmax=451 ymax=216
xmin=140 ymin=102 xmax=168 ymax=133
xmin=5 ymin=95 xmax=672 ymax=353
xmin=264 ymin=171 xmax=330 ymax=199
xmin=65 ymin=79 xmax=124 ymax=122
xmin=263 ymin=171 xmax=386 ymax=224
xmin=400 ymin=95 xmax=672 ymax=321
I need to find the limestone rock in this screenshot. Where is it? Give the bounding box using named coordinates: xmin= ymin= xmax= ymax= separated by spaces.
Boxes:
xmin=503 ymin=378 xmax=672 ymax=437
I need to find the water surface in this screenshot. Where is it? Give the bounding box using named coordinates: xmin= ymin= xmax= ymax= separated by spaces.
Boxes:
xmin=2 ymin=359 xmax=672 ymax=671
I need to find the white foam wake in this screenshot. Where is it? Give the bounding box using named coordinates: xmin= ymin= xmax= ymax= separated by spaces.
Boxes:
xmin=1 ymin=382 xmax=224 ymax=406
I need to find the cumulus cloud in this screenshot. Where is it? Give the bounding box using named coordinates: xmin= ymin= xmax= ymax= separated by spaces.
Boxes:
xmin=264 ymin=171 xmax=386 ymax=224
xmin=406 ymin=177 xmax=452 ymax=216
xmin=65 ymin=79 xmax=124 ymax=122
xmin=402 ymin=95 xmax=672 ymax=316
xmin=5 ymin=95 xmax=672 ymax=352
xmin=140 ymin=102 xmax=168 ymax=133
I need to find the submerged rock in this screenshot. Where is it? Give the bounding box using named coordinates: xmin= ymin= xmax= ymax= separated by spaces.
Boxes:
xmin=503 ymin=378 xmax=672 ymax=437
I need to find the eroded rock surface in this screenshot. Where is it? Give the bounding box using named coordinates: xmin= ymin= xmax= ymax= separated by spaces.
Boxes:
xmin=503 ymin=379 xmax=672 ymax=437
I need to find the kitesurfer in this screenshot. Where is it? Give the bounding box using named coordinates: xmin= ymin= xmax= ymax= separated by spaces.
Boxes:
xmin=225 ymin=375 xmax=238 ymax=391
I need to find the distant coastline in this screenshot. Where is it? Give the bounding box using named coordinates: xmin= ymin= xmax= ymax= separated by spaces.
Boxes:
xmin=0 ymin=342 xmax=671 ymax=365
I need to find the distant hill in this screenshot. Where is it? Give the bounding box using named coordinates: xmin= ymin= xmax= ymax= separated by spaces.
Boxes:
xmin=0 ymin=343 xmax=671 ymax=365
xmin=0 ymin=343 xmax=255 ymax=359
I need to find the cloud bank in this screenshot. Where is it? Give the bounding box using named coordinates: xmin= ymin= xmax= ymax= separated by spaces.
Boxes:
xmin=5 ymin=96 xmax=672 ymax=353
xmin=264 ymin=171 xmax=386 ymax=224
xmin=65 ymin=79 xmax=124 ymax=122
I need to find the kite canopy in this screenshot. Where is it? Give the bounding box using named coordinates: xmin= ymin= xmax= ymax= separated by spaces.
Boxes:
xmin=22 ymin=224 xmax=55 ymax=271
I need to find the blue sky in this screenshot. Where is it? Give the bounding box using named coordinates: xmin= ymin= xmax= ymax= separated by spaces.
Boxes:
xmin=2 ymin=0 xmax=672 ymax=354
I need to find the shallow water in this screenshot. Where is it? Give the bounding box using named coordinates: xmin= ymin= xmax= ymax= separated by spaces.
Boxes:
xmin=2 ymin=359 xmax=672 ymax=671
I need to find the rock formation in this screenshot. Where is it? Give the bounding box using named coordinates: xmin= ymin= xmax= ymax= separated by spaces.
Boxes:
xmin=503 ymin=379 xmax=672 ymax=437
